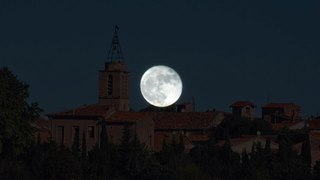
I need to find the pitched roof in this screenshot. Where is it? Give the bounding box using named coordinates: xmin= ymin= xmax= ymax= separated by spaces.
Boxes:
xmin=108 ymin=111 xmax=148 ymax=121
xmin=262 ymin=103 xmax=299 ymax=109
xmin=230 ymin=101 xmax=256 ymax=108
xmin=151 ymin=112 xmax=224 ymax=130
xmin=47 ymin=104 xmax=108 ymax=117
xmin=46 ymin=107 xmax=225 ymax=130
xmin=218 ymin=135 xmax=278 ymax=149
xmin=307 ymin=118 xmax=320 ymax=129
xmin=270 ymin=120 xmax=304 ymax=131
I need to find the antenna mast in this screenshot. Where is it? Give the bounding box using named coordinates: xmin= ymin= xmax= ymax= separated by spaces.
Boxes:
xmin=107 ymin=25 xmax=124 ymax=62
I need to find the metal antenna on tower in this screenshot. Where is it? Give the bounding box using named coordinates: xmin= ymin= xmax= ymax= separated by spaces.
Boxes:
xmin=107 ymin=25 xmax=124 ymax=62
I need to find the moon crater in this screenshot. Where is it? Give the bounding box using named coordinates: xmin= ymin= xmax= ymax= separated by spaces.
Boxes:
xmin=140 ymin=65 xmax=183 ymax=107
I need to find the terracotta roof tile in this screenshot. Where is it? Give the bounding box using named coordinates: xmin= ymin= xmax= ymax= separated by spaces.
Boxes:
xmin=46 ymin=108 xmax=225 ymax=130
xmin=47 ymin=104 xmax=108 ymax=117
xmin=107 ymin=112 xmax=148 ymax=122
xmin=263 ymin=103 xmax=299 ymax=108
xmin=230 ymin=101 xmax=256 ymax=108
xmin=151 ymin=112 xmax=224 ymax=130
xmin=271 ymin=120 xmax=304 ymax=131
xmin=307 ymin=119 xmax=320 ymax=129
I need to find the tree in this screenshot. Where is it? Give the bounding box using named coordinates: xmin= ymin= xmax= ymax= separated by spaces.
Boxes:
xmin=0 ymin=67 xmax=42 ymax=158
xmin=99 ymin=118 xmax=108 ymax=151
xmin=313 ymin=160 xmax=320 ymax=179
xmin=94 ymin=118 xmax=116 ymax=179
xmin=81 ymin=131 xmax=87 ymax=159
xmin=271 ymin=130 xmax=310 ymax=179
xmin=301 ymin=133 xmax=312 ymax=167
xmin=240 ymin=149 xmax=254 ymax=180
xmin=71 ymin=128 xmax=80 ymax=156
xmin=219 ymin=139 xmax=241 ymax=179
xmin=118 ymin=122 xmax=132 ymax=174
xmin=126 ymin=134 xmax=150 ymax=179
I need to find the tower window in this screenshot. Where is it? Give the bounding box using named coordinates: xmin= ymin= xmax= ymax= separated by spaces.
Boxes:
xmin=107 ymin=75 xmax=113 ymax=95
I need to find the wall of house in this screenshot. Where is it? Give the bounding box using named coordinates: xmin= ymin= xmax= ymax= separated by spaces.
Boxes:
xmin=262 ymin=108 xmax=284 ymax=122
xmin=240 ymin=105 xmax=255 ymax=120
xmin=51 ymin=118 xmax=99 ymax=150
xmin=232 ymin=106 xmax=255 ymax=120
xmin=283 ymin=105 xmax=301 ymax=120
xmin=50 ymin=116 xmax=154 ymax=151
xmin=262 ymin=105 xmax=301 ymax=123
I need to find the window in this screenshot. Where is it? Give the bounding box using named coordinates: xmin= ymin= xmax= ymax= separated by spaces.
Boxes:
xmin=245 ymin=107 xmax=250 ymax=114
xmin=107 ymin=75 xmax=113 ymax=95
xmin=56 ymin=126 xmax=64 ymax=144
xmin=72 ymin=126 xmax=80 ymax=141
xmin=88 ymin=126 xmax=95 ymax=138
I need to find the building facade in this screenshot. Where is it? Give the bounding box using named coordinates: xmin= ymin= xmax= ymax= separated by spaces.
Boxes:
xmin=230 ymin=101 xmax=256 ymax=120
xmin=47 ymin=105 xmax=154 ymax=150
xmin=262 ymin=103 xmax=301 ymax=123
xmin=43 ymin=27 xmax=226 ymax=152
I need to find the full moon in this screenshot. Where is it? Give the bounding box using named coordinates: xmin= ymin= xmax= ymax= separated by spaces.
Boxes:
xmin=140 ymin=65 xmax=183 ymax=107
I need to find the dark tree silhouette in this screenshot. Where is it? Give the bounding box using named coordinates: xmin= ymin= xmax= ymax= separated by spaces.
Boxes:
xmin=81 ymin=131 xmax=87 ymax=159
xmin=0 ymin=67 xmax=42 ymax=158
xmin=71 ymin=128 xmax=80 ymax=156
xmin=301 ymin=133 xmax=312 ymax=167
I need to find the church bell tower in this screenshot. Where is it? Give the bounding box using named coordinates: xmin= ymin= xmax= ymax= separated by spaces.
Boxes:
xmin=98 ymin=26 xmax=130 ymax=111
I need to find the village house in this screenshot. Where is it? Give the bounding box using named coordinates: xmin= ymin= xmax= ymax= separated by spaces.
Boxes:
xmin=230 ymin=101 xmax=256 ymax=120
xmin=41 ymin=27 xmax=226 ymax=152
xmin=218 ymin=134 xmax=279 ymax=155
xmin=262 ymin=103 xmax=301 ymax=123
xmin=46 ymin=106 xmax=225 ymax=152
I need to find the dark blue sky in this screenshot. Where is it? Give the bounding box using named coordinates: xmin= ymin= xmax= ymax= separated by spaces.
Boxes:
xmin=1 ymin=0 xmax=320 ymax=117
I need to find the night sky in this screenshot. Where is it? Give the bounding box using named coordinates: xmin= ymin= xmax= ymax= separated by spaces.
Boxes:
xmin=1 ymin=0 xmax=320 ymax=117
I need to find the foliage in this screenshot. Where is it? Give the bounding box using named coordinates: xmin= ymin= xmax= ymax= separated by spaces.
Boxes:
xmin=1 ymin=67 xmax=319 ymax=179
xmin=301 ymin=133 xmax=312 ymax=167
xmin=81 ymin=131 xmax=87 ymax=159
xmin=0 ymin=67 xmax=42 ymax=157
xmin=71 ymin=128 xmax=80 ymax=156
xmin=190 ymin=138 xmax=240 ymax=179
xmin=313 ymin=160 xmax=320 ymax=179
xmin=214 ymin=116 xmax=274 ymax=141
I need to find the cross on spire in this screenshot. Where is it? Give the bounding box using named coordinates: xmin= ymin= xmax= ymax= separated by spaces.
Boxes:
xmin=107 ymin=25 xmax=124 ymax=62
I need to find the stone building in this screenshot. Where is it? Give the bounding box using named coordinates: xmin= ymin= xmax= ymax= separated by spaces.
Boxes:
xmin=230 ymin=101 xmax=256 ymax=120
xmin=47 ymin=105 xmax=154 ymax=150
xmin=47 ymin=107 xmax=224 ymax=152
xmin=262 ymin=103 xmax=301 ymax=123
xmin=43 ymin=27 xmax=226 ymax=152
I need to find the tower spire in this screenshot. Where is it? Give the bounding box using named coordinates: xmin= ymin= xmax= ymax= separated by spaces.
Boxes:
xmin=107 ymin=25 xmax=124 ymax=62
